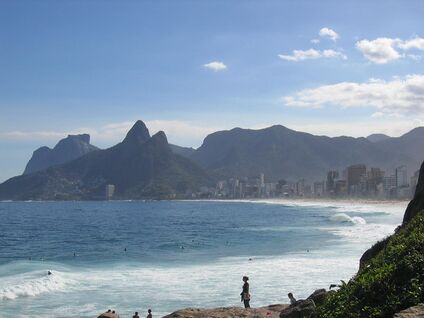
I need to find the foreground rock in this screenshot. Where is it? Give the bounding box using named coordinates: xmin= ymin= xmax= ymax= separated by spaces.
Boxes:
xmin=162 ymin=304 xmax=288 ymax=318
xmin=279 ymin=299 xmax=316 ymax=318
xmin=394 ymin=304 xmax=424 ymax=317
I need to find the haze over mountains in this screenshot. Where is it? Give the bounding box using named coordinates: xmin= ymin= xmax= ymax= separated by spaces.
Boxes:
xmin=0 ymin=120 xmax=423 ymax=200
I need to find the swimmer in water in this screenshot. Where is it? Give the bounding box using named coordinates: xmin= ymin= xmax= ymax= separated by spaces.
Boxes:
xmin=48 ymin=270 xmax=52 ymax=275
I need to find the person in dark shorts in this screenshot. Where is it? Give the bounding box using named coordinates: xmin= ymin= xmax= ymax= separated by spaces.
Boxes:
xmin=240 ymin=276 xmax=250 ymax=308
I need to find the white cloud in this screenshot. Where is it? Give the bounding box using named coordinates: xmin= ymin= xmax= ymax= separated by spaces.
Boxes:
xmin=287 ymin=117 xmax=424 ymax=138
xmin=278 ymin=49 xmax=347 ymax=61
xmin=356 ymin=37 xmax=424 ymax=64
xmin=398 ymin=37 xmax=424 ymax=50
xmin=319 ymin=27 xmax=339 ymax=41
xmin=311 ymin=39 xmax=320 ymax=44
xmin=356 ymin=38 xmax=401 ymax=64
xmin=203 ymin=61 xmax=227 ymax=71
xmin=283 ymin=74 xmax=424 ymax=114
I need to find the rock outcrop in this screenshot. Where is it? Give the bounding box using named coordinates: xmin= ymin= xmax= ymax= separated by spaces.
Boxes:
xmin=279 ymin=299 xmax=316 ymax=318
xmin=360 ymin=160 xmax=424 ymax=269
xmin=403 ymin=161 xmax=424 ymax=225
xmin=24 ymin=134 xmax=98 ymax=175
xmin=394 ymin=303 xmax=424 ymax=317
xmin=306 ymin=289 xmax=329 ymax=306
xmin=162 ymin=304 xmax=288 ymax=318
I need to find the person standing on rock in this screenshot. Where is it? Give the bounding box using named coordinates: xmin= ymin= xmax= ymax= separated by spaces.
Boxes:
xmin=241 ymin=276 xmax=251 ymax=308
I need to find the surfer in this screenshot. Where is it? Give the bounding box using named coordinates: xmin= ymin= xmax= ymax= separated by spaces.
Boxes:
xmin=47 ymin=270 xmax=52 ymax=275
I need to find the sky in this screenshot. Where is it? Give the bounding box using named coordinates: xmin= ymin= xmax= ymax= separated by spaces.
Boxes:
xmin=1 ymin=0 xmax=424 ymax=182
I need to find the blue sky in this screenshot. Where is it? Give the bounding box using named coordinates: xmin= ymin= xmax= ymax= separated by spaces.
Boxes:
xmin=1 ymin=0 xmax=424 ymax=181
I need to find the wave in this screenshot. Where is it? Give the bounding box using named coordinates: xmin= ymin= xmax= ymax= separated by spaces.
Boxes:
xmin=0 ymin=270 xmax=72 ymax=301
xmin=330 ymin=213 xmax=366 ymax=225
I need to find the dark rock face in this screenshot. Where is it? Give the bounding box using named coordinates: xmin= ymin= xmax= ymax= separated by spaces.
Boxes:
xmin=191 ymin=125 xmax=424 ymax=181
xmin=404 ymin=161 xmax=424 ymax=225
xmin=0 ymin=121 xmax=212 ymax=200
xmin=307 ymin=289 xmax=328 ymax=306
xmin=23 ymin=134 xmax=98 ymax=175
xmin=360 ymin=160 xmax=424 ymax=269
xmin=279 ymin=299 xmax=316 ymax=318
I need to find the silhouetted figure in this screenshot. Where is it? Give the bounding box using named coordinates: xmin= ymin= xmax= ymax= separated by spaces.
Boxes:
xmin=288 ymin=292 xmax=297 ymax=305
xmin=146 ymin=309 xmax=152 ymax=318
xmin=47 ymin=270 xmax=52 ymax=275
xmin=133 ymin=311 xmax=140 ymax=318
xmin=240 ymin=276 xmax=250 ymax=308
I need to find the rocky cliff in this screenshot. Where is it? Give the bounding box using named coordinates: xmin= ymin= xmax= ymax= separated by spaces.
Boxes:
xmin=23 ymin=134 xmax=98 ymax=174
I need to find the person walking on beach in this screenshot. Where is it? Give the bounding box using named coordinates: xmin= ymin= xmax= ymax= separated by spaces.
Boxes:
xmin=240 ymin=276 xmax=251 ymax=308
xmin=146 ymin=309 xmax=152 ymax=318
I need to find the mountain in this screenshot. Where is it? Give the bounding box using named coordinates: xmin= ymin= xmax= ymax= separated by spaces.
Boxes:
xmin=190 ymin=125 xmax=424 ymax=181
xmin=169 ymin=144 xmax=196 ymax=158
xmin=0 ymin=120 xmax=212 ymax=200
xmin=23 ymin=134 xmax=98 ymax=175
xmin=366 ymin=133 xmax=390 ymax=143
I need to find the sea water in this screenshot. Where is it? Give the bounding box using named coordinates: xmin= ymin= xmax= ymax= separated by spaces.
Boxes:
xmin=0 ymin=200 xmax=407 ymax=317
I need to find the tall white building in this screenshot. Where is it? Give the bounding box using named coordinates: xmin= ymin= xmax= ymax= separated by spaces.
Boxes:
xmin=105 ymin=184 xmax=115 ymax=200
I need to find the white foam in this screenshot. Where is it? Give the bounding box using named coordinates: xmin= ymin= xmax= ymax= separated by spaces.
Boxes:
xmin=0 ymin=271 xmax=74 ymax=301
xmin=330 ymin=213 xmax=366 ymax=225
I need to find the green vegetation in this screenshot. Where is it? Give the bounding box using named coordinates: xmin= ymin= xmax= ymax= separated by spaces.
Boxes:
xmin=318 ymin=210 xmax=424 ymax=318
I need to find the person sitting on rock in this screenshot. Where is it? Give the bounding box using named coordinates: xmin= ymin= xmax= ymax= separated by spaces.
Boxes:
xmin=133 ymin=311 xmax=140 ymax=318
xmin=288 ymin=292 xmax=297 ymax=305
xmin=146 ymin=309 xmax=152 ymax=318
xmin=240 ymin=276 xmax=251 ymax=308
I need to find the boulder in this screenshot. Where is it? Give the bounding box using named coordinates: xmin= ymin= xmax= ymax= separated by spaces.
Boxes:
xmin=394 ymin=303 xmax=424 ymax=317
xmin=98 ymin=312 xmax=120 ymax=318
xmin=306 ymin=289 xmax=328 ymax=306
xmin=279 ymin=299 xmax=316 ymax=318
xmin=162 ymin=304 xmax=288 ymax=318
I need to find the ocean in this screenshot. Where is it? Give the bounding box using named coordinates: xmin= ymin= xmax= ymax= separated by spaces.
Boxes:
xmin=0 ymin=200 xmax=407 ymax=317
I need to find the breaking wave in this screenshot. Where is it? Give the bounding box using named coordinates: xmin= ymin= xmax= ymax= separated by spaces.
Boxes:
xmin=330 ymin=213 xmax=367 ymax=225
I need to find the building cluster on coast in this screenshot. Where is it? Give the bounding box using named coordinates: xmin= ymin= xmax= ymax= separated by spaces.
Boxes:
xmin=103 ymin=164 xmax=420 ymax=201
xmin=202 ymin=164 xmax=420 ymax=200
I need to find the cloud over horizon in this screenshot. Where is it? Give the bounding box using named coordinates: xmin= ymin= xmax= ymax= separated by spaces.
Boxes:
xmin=283 ymin=74 xmax=424 ymax=114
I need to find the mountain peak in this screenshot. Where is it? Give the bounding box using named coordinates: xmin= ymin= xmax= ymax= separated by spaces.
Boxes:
xmin=367 ymin=133 xmax=390 ymax=143
xmin=66 ymin=134 xmax=90 ymax=144
xmin=123 ymin=120 xmax=151 ymax=144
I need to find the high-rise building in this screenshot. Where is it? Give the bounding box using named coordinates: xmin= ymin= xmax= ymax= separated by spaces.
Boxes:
xmin=105 ymin=184 xmax=115 ymax=200
xmin=395 ymin=165 xmax=408 ymax=188
xmin=347 ymin=164 xmax=366 ymax=194
xmin=366 ymin=168 xmax=384 ymax=196
xmin=326 ymin=170 xmax=339 ymax=194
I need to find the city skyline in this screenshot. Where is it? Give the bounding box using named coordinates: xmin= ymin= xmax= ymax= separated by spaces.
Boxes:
xmin=1 ymin=1 xmax=424 ymax=181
